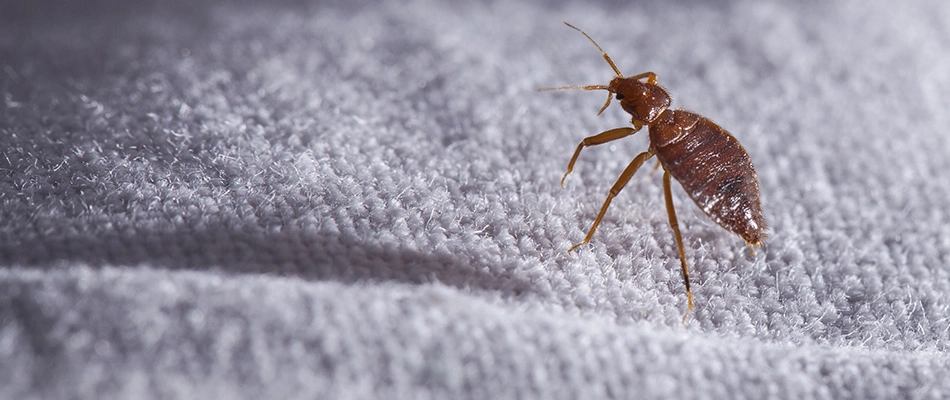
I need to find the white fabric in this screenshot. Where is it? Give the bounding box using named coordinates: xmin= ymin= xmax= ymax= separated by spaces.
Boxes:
xmin=2 ymin=1 xmax=950 ymax=398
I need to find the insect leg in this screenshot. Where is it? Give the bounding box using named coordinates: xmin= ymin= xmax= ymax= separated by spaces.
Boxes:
xmin=561 ymin=127 xmax=639 ymax=187
xmin=568 ymin=149 xmax=654 ymax=253
xmin=628 ymin=72 xmax=658 ymax=85
xmin=663 ymin=170 xmax=695 ymax=321
xmin=646 ymin=159 xmax=662 ymax=179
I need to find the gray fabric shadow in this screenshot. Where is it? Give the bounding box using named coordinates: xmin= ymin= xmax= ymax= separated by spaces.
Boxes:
xmin=0 ymin=223 xmax=539 ymax=298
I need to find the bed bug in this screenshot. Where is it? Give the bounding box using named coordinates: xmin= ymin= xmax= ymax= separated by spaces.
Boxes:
xmin=539 ymin=22 xmax=766 ymax=320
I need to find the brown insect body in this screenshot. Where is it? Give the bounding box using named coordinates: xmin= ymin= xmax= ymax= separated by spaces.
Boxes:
xmin=540 ymin=23 xmax=766 ymax=320
xmin=649 ymin=109 xmax=766 ymax=246
xmin=609 ymin=76 xmax=671 ymax=123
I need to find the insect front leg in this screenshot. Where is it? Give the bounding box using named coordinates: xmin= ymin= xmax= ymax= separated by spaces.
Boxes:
xmin=628 ymin=71 xmax=658 ymax=85
xmin=663 ymin=170 xmax=695 ymax=322
xmin=561 ymin=127 xmax=640 ymax=187
xmin=568 ymin=149 xmax=654 ymax=253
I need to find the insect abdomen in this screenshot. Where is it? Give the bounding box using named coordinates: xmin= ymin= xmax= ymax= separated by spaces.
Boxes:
xmin=650 ymin=110 xmax=767 ymax=246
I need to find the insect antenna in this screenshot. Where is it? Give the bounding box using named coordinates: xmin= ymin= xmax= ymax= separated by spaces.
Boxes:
xmin=536 ymin=22 xmax=625 ymax=116
xmin=536 ymin=84 xmax=613 ymax=116
xmin=536 ymin=85 xmax=609 ymax=92
xmin=562 ymin=22 xmax=624 ymax=78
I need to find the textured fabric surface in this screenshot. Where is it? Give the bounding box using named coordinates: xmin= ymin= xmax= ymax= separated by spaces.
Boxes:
xmin=3 ymin=0 xmax=950 ymax=398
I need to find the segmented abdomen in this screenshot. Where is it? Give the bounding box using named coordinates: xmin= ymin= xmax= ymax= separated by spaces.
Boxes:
xmin=650 ymin=109 xmax=767 ymax=246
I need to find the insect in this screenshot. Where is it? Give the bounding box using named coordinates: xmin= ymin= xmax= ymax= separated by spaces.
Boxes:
xmin=540 ymin=22 xmax=766 ymax=320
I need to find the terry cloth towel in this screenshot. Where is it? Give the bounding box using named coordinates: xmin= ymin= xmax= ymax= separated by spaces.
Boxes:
xmin=2 ymin=0 xmax=950 ymax=398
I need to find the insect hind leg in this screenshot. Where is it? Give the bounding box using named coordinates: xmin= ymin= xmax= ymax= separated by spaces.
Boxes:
xmin=663 ymin=170 xmax=695 ymax=322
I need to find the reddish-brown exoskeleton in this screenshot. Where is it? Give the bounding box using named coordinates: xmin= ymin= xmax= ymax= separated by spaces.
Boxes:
xmin=540 ymin=22 xmax=766 ymax=320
